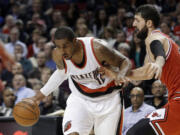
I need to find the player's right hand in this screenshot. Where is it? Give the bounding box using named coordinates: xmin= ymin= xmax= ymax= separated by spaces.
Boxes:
xmin=145 ymin=63 xmax=162 ymax=79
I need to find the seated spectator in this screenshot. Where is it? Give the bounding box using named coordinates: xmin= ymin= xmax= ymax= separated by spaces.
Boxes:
xmin=146 ymin=80 xmax=167 ymax=109
xmin=39 ymin=93 xmax=60 ymax=115
xmin=28 ymin=51 xmax=48 ymax=79
xmin=31 ymin=79 xmax=43 ymax=92
xmin=12 ymin=74 xmax=35 ymax=104
xmin=123 ymin=87 xmax=155 ymax=135
xmin=160 ymin=22 xmax=180 ymax=45
xmin=113 ymin=30 xmax=127 ymax=50
xmin=76 ymin=24 xmax=94 ymax=37
xmin=0 ymin=87 xmax=16 ymax=116
xmin=3 ymin=62 xmax=25 ymax=87
xmin=44 ymin=42 xmax=56 ymax=71
xmin=5 ymin=27 xmax=28 ymax=57
xmin=14 ymin=44 xmax=33 ymax=74
xmin=117 ymin=42 xmax=135 ymax=69
xmin=40 ymin=68 xmax=52 ymax=85
xmin=101 ymin=27 xmax=116 ymax=49
xmin=2 ymin=15 xmax=15 ymax=34
xmin=27 ymin=29 xmax=42 ymax=58
xmin=130 ymin=31 xmax=146 ymax=68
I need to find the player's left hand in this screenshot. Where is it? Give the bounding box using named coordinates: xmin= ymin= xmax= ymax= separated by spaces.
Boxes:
xmin=145 ymin=63 xmax=162 ymax=79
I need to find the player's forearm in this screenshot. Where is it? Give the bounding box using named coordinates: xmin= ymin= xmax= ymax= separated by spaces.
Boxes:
xmin=118 ymin=58 xmax=131 ymax=77
xmin=40 ymin=69 xmax=68 ymax=96
xmin=155 ymin=56 xmax=165 ymax=68
xmin=126 ymin=66 xmax=153 ymax=81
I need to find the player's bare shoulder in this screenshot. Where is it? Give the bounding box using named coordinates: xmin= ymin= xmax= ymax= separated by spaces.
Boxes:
xmin=52 ymin=48 xmax=65 ymax=70
xmin=92 ymin=38 xmax=127 ymax=67
xmin=146 ymin=32 xmax=169 ymax=54
xmin=93 ymin=38 xmax=113 ymax=60
xmin=145 ymin=32 xmax=165 ymax=46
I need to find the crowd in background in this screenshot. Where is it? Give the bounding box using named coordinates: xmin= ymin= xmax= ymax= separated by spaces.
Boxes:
xmin=0 ymin=0 xmax=179 ymax=133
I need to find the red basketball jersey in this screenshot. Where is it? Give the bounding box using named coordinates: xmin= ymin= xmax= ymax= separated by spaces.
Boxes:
xmin=153 ymin=30 xmax=180 ymax=100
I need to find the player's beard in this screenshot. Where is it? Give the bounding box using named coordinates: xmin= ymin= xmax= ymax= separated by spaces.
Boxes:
xmin=136 ymin=25 xmax=148 ymax=40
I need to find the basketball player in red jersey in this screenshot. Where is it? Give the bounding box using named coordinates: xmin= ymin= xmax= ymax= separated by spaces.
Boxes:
xmin=102 ymin=4 xmax=180 ymax=135
xmin=27 ymin=26 xmax=131 ymax=135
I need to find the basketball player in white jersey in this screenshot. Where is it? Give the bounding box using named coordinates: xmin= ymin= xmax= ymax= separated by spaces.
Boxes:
xmin=29 ymin=26 xmax=131 ymax=135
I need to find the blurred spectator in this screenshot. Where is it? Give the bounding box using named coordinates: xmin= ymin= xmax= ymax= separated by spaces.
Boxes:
xmin=117 ymin=42 xmax=135 ymax=69
xmin=31 ymin=79 xmax=43 ymax=92
xmin=37 ymin=37 xmax=47 ymax=52
xmin=130 ymin=31 xmax=146 ymax=68
xmin=173 ymin=14 xmax=180 ymax=41
xmin=93 ymin=9 xmax=107 ymax=37
xmin=123 ymin=87 xmax=155 ymax=135
xmin=51 ymin=10 xmax=63 ymax=28
xmin=15 ymin=19 xmax=29 ymax=43
xmin=117 ymin=7 xmax=126 ymax=29
xmin=40 ymin=68 xmax=52 ymax=85
xmin=9 ymin=2 xmax=21 ymax=20
xmin=26 ymin=13 xmax=41 ymax=34
xmin=76 ymin=24 xmax=94 ymax=37
xmin=40 ymin=93 xmax=60 ymax=115
xmin=12 ymin=62 xmax=23 ymax=75
xmin=0 ymin=87 xmax=16 ymax=116
xmin=27 ymin=29 xmax=42 ymax=58
xmin=44 ymin=43 xmax=56 ymax=71
xmin=0 ymin=87 xmax=16 ymax=117
xmin=66 ymin=3 xmax=79 ymax=27
xmin=113 ymin=30 xmax=127 ymax=50
xmin=12 ymin=74 xmax=35 ymax=104
xmin=101 ymin=27 xmax=116 ymax=49
xmin=75 ymin=17 xmax=86 ymax=30
xmin=2 ymin=15 xmax=15 ymax=34
xmin=123 ymin=12 xmax=135 ymax=42
xmin=146 ymin=80 xmax=167 ymax=109
xmin=14 ymin=44 xmax=33 ymax=74
xmin=160 ymin=22 xmax=180 ymax=45
xmin=28 ymin=51 xmax=48 ymax=80
xmin=5 ymin=27 xmax=28 ymax=57
xmin=107 ymin=15 xmax=118 ymax=32
xmin=47 ymin=27 xmax=57 ymax=45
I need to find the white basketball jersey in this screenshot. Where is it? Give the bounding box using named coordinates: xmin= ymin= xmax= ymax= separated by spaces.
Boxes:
xmin=64 ymin=37 xmax=120 ymax=100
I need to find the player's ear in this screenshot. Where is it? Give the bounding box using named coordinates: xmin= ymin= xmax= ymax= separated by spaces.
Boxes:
xmin=72 ymin=38 xmax=76 ymax=45
xmin=146 ymin=20 xmax=153 ymax=28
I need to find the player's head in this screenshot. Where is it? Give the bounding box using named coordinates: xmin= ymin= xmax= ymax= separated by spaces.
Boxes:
xmin=133 ymin=4 xmax=160 ymax=40
xmin=54 ymin=26 xmax=76 ymax=60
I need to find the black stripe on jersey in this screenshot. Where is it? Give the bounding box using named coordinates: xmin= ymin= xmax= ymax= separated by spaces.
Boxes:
xmin=71 ymin=77 xmax=122 ymax=97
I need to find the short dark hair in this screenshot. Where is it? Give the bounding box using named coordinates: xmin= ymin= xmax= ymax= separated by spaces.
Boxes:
xmin=54 ymin=26 xmax=75 ymax=41
xmin=135 ymin=4 xmax=160 ymax=28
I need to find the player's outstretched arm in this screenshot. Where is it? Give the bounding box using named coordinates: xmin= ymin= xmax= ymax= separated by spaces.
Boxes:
xmin=126 ymin=38 xmax=166 ymax=81
xmin=30 ymin=48 xmax=68 ymax=104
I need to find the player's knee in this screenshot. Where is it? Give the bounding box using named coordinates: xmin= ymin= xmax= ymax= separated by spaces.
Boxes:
xmin=68 ymin=132 xmax=79 ymax=135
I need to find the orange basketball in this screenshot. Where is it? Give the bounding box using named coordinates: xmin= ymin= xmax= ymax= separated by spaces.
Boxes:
xmin=13 ymin=99 xmax=40 ymax=127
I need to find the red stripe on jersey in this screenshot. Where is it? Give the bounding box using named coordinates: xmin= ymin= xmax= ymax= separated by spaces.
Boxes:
xmin=70 ymin=39 xmax=87 ymax=69
xmin=91 ymin=38 xmax=103 ymax=66
xmin=77 ymin=81 xmax=115 ymax=93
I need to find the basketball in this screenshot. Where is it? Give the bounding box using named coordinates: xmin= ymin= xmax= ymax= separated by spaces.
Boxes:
xmin=13 ymin=99 xmax=40 ymax=127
